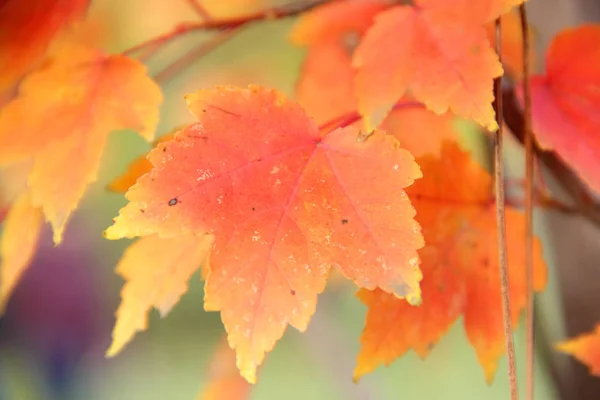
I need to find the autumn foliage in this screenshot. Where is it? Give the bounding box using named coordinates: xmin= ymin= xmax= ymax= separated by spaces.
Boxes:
xmin=1 ymin=0 xmax=600 ymax=398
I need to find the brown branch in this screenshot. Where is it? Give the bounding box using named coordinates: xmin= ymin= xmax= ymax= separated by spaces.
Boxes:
xmin=153 ymin=27 xmax=244 ymax=84
xmin=505 ymin=184 xmax=582 ymax=215
xmin=121 ymin=0 xmax=334 ymax=58
xmin=494 ymin=18 xmax=519 ymax=400
xmin=519 ymin=5 xmax=535 ymax=400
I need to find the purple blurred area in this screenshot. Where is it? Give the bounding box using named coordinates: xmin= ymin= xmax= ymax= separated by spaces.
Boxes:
xmin=0 ymin=223 xmax=113 ymax=399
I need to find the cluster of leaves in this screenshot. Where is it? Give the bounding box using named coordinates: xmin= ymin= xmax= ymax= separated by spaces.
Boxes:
xmin=1 ymin=0 xmax=600 ymax=396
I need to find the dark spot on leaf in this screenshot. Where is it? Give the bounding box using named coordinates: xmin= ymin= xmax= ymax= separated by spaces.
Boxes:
xmin=341 ymin=219 xmax=349 ymax=224
xmin=140 ymin=209 xmax=145 ymax=213
xmin=290 ymin=290 xmax=296 ymax=296
xmin=252 ymin=207 xmax=256 ymax=211
xmin=162 ymin=146 xmax=167 ymax=152
xmin=168 ymin=198 xmax=178 ymax=206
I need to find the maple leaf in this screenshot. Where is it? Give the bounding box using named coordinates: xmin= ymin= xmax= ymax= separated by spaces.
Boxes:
xmin=196 ymin=336 xmax=252 ymax=400
xmin=291 ymin=0 xmax=390 ymax=125
xmin=106 ymin=233 xmax=213 ymax=357
xmin=517 ymin=24 xmax=600 ymax=193
xmin=0 ymin=192 xmax=43 ymax=312
xmin=353 ymin=0 xmax=521 ymax=131
xmin=105 ymin=85 xmax=424 ymax=383
xmin=556 ymin=324 xmax=600 ymax=377
xmin=0 ymin=0 xmax=90 ymax=100
xmin=0 ymin=42 xmax=163 ymax=244
xmin=354 ymin=142 xmax=548 ymax=383
xmin=379 ymin=108 xmax=459 ymax=158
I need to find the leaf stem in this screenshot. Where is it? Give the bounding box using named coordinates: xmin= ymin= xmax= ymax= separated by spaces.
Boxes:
xmin=318 ymin=101 xmax=424 ymax=134
xmin=519 ymin=5 xmax=535 ymax=400
xmin=121 ymin=0 xmax=333 ymax=58
xmin=493 ymin=17 xmax=519 ymax=400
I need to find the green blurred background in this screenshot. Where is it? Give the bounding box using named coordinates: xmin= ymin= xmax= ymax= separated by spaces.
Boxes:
xmin=3 ymin=0 xmax=598 ymax=399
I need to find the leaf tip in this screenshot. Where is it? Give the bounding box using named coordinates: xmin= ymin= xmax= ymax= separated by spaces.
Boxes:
xmin=51 ymin=227 xmax=64 ymax=246
xmin=407 ymin=291 xmax=422 ymax=306
xmin=103 ymin=225 xmax=121 ymax=240
xmin=105 ymin=342 xmax=122 ymax=359
xmin=486 ymin=118 xmax=500 ymax=133
xmin=553 ymin=340 xmax=573 ymax=354
xmin=240 ymin=366 xmax=257 ymax=385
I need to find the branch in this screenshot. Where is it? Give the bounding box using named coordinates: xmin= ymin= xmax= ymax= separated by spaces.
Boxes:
xmin=518 ymin=6 xmax=535 ymax=400
xmin=121 ymin=0 xmax=334 ymax=58
xmin=153 ymin=27 xmax=244 ymax=84
xmin=493 ymin=18 xmax=519 ymax=400
xmin=505 ymin=185 xmax=582 ymax=216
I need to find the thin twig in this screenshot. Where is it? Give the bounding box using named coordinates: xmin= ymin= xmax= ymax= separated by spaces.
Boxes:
xmin=519 ymin=5 xmax=535 ymax=400
xmin=121 ymin=0 xmax=332 ymax=58
xmin=153 ymin=27 xmax=244 ymax=84
xmin=318 ymin=101 xmax=424 ymax=133
xmin=493 ymin=18 xmax=519 ymax=400
xmin=185 ymin=0 xmax=212 ymax=20
xmin=505 ymin=189 xmax=579 ymax=215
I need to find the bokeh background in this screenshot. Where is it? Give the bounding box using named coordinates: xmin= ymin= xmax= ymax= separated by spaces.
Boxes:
xmin=0 ymin=0 xmax=599 ymax=399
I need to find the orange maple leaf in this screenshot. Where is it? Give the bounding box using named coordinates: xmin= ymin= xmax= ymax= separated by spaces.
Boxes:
xmin=0 ymin=0 xmax=90 ymax=100
xmin=106 ymin=233 xmax=213 ymax=357
xmin=0 ymin=192 xmax=44 ymax=312
xmin=196 ymin=336 xmax=252 ymax=400
xmin=291 ymin=1 xmax=459 ymax=157
xmin=106 ymin=132 xmax=214 ymax=356
xmin=353 ymin=0 xmax=522 ymax=131
xmin=0 ymin=42 xmax=162 ymax=244
xmin=556 ymin=324 xmax=600 ymax=377
xmin=291 ymin=0 xmax=390 ymax=125
xmin=354 ymin=142 xmax=548 ymax=382
xmin=517 ymin=24 xmax=600 ymax=193
xmin=105 ymin=85 xmax=424 ymax=383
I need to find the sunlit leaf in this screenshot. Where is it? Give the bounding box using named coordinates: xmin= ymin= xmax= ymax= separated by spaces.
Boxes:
xmin=0 ymin=42 xmax=162 ymax=243
xmin=105 ymin=85 xmax=424 ymax=383
xmin=355 ymin=142 xmax=547 ymax=382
